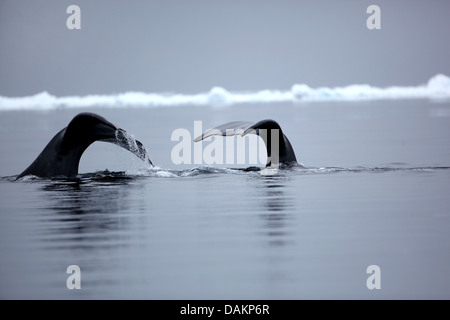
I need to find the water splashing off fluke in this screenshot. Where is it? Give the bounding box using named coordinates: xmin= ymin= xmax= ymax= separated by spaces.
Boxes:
xmin=115 ymin=128 xmax=154 ymax=167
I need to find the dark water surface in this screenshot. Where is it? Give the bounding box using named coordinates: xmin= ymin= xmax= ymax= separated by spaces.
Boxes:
xmin=1 ymin=101 xmax=450 ymax=299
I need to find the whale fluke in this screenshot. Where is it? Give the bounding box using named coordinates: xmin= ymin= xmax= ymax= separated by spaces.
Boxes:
xmin=16 ymin=112 xmax=153 ymax=180
xmin=194 ymin=119 xmax=298 ymax=167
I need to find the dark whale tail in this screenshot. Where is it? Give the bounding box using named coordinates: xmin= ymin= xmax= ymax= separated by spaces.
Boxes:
xmin=16 ymin=112 xmax=153 ymax=180
xmin=194 ymin=119 xmax=298 ymax=167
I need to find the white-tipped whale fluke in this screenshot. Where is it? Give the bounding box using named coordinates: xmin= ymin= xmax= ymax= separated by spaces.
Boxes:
xmin=194 ymin=119 xmax=298 ymax=167
xmin=16 ymin=112 xmax=153 ymax=180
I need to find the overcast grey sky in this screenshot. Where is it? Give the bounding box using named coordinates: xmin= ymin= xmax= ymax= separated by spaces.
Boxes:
xmin=1 ymin=0 xmax=449 ymax=96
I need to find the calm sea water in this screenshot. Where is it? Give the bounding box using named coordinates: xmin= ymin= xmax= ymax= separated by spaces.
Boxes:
xmin=1 ymin=100 xmax=449 ymax=299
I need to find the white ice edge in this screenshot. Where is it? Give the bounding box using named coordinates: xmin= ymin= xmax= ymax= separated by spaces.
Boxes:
xmin=1 ymin=74 xmax=449 ymax=111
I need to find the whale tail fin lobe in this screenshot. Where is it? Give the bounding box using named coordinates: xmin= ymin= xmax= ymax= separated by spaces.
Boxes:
xmin=16 ymin=113 xmax=153 ymax=180
xmin=194 ymin=119 xmax=298 ymax=167
xmin=193 ymin=121 xmax=254 ymax=142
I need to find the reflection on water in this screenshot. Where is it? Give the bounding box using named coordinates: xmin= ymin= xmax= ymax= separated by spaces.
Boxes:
xmin=38 ymin=177 xmax=145 ymax=250
xmin=247 ymin=174 xmax=298 ymax=290
xmin=251 ymin=174 xmax=295 ymax=247
xmin=20 ymin=176 xmax=150 ymax=298
xmin=3 ymin=166 xmax=450 ymax=299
